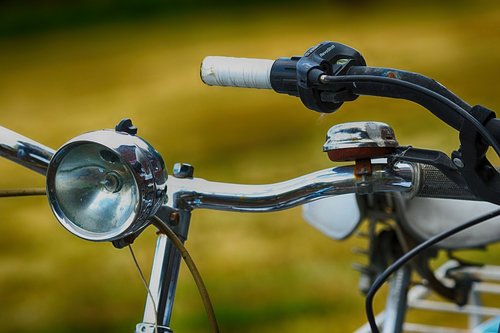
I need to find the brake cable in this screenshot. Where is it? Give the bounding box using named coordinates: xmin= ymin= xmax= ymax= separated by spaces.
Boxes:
xmin=364 ymin=208 xmax=500 ymax=333
xmin=320 ymin=74 xmax=500 ymax=204
xmin=151 ymin=216 xmax=220 ymax=333
xmin=319 ymin=74 xmax=500 ymax=156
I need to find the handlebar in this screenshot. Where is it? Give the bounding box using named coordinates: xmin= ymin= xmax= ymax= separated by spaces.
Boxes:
xmin=200 ymin=49 xmax=500 ymax=142
xmin=0 ymin=125 xmax=54 ymax=175
xmin=200 ymin=41 xmax=500 ymax=205
xmin=0 ymin=124 xmax=477 ymax=208
xmin=200 ymin=54 xmax=481 ymax=131
xmin=167 ymin=162 xmax=476 ymax=213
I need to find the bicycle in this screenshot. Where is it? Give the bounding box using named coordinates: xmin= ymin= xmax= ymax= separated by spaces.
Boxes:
xmin=1 ymin=41 xmax=499 ymax=333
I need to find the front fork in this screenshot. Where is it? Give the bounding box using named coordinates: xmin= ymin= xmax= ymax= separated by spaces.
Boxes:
xmin=382 ymin=267 xmax=411 ymax=333
xmin=135 ymin=209 xmax=192 ymax=333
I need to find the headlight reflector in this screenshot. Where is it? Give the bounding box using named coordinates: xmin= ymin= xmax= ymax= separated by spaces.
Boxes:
xmin=46 ymin=130 xmax=167 ymax=241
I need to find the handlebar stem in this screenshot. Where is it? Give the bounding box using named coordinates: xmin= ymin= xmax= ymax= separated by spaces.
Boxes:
xmin=140 ymin=207 xmax=192 ymax=332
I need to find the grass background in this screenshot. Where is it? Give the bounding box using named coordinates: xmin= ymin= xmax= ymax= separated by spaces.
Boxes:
xmin=0 ymin=1 xmax=499 ymax=332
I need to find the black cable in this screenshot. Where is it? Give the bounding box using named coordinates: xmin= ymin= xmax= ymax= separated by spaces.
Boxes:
xmin=0 ymin=188 xmax=46 ymax=197
xmin=347 ymin=66 xmax=472 ymax=112
xmin=364 ymin=208 xmax=500 ymax=333
xmin=320 ymin=75 xmax=500 ymax=157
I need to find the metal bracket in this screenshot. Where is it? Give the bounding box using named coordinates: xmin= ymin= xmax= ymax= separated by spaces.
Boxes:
xmin=135 ymin=323 xmax=173 ymax=333
xmin=454 ymin=104 xmax=500 ymax=205
xmin=389 ymin=146 xmax=467 ymax=188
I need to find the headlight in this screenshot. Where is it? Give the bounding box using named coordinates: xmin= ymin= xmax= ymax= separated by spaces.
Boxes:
xmin=46 ymin=129 xmax=167 ymax=242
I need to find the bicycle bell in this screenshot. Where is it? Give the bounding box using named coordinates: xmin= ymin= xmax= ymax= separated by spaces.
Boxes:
xmin=46 ymin=120 xmax=167 ymax=242
xmin=323 ymin=121 xmax=398 ymax=162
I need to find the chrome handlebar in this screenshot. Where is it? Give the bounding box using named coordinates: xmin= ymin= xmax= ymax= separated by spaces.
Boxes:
xmin=0 ymin=125 xmax=473 ymax=210
xmin=0 ymin=125 xmax=54 ymax=175
xmin=167 ymin=163 xmax=415 ymax=213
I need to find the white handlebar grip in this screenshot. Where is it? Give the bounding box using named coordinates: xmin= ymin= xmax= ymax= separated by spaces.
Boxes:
xmin=200 ymin=56 xmax=274 ymax=89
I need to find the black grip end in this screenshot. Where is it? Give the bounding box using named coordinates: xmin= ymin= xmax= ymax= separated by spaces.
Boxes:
xmin=270 ymin=57 xmax=300 ymax=96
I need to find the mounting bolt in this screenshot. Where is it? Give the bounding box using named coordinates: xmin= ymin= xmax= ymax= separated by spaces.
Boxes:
xmin=173 ymin=163 xmax=194 ymax=178
xmin=115 ymin=118 xmax=138 ymax=135
xmin=453 ymin=158 xmax=464 ymax=168
xmin=169 ymin=211 xmax=180 ymax=226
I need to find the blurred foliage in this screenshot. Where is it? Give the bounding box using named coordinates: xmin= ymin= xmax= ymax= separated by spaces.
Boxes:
xmin=2 ymin=0 xmax=318 ymax=37
xmin=0 ymin=1 xmax=499 ymax=333
xmin=0 ymin=0 xmax=493 ymax=37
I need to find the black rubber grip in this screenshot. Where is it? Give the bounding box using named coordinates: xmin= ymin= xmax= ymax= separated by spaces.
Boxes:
xmin=416 ymin=164 xmax=477 ymax=200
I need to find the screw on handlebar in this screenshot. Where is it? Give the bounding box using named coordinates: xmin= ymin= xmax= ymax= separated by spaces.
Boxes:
xmin=173 ymin=163 xmax=194 ymax=178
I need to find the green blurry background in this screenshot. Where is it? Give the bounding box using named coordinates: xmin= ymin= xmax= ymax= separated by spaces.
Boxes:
xmin=0 ymin=1 xmax=499 ymax=332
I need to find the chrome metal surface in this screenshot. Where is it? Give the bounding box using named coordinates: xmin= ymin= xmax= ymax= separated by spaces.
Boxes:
xmin=142 ymin=234 xmax=183 ymax=327
xmin=360 ymin=261 xmax=500 ymax=333
xmin=141 ymin=208 xmax=191 ymax=330
xmin=382 ymin=268 xmax=411 ymax=333
xmin=135 ymin=323 xmax=172 ymax=333
xmin=46 ymin=130 xmax=167 ymax=241
xmin=167 ymin=163 xmax=415 ymax=212
xmin=0 ymin=125 xmax=55 ymax=175
xmin=323 ymin=121 xmax=398 ymax=152
xmin=138 ymin=162 xmax=416 ymax=332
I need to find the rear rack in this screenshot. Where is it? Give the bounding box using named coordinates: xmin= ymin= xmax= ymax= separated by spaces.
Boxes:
xmin=355 ymin=261 xmax=500 ymax=333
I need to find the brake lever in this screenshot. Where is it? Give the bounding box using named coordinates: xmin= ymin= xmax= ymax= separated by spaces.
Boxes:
xmin=454 ymin=105 xmax=500 ymax=205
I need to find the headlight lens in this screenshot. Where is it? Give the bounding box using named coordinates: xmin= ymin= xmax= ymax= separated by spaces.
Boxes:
xmin=46 ymin=130 xmax=167 ymax=242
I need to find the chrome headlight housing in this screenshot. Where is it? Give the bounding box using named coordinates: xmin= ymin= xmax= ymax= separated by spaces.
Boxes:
xmin=46 ymin=130 xmax=167 ymax=242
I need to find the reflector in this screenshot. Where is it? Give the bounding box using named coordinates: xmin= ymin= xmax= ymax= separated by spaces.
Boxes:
xmin=46 ymin=130 xmax=167 ymax=241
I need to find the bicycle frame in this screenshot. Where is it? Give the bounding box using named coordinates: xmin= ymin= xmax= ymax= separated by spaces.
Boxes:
xmin=3 ymin=115 xmax=500 ymax=333
xmin=4 ymin=121 xmax=499 ymax=333
xmin=0 ymin=123 xmax=420 ymax=332
xmin=138 ymin=163 xmax=417 ymax=331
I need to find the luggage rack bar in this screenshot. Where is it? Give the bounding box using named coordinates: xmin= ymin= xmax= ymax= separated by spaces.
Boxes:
xmin=355 ymin=261 xmax=500 ymax=333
